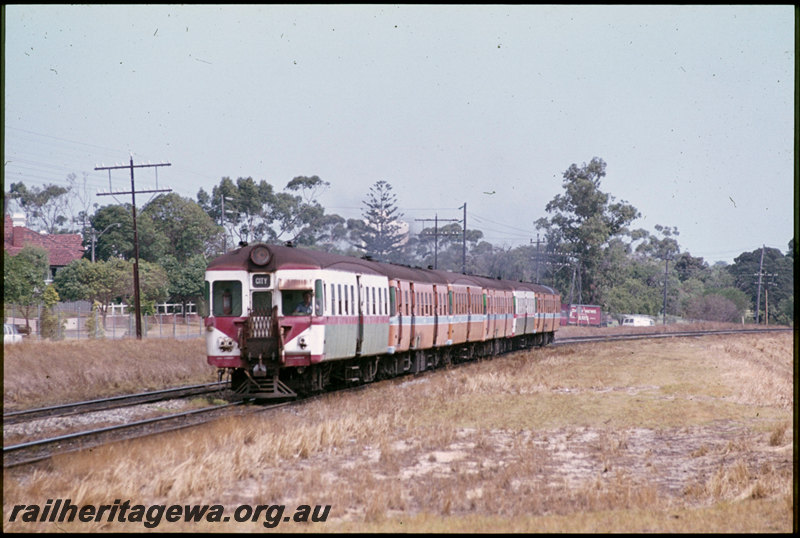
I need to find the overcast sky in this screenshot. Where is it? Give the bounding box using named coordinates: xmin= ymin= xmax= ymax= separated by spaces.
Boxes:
xmin=4 ymin=5 xmax=795 ymax=264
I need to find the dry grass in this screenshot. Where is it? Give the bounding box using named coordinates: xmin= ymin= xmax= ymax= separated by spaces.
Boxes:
xmin=3 ymin=332 xmax=793 ymax=532
xmin=3 ymin=338 xmax=212 ymax=410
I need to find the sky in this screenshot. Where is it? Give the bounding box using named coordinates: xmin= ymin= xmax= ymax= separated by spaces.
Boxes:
xmin=3 ymin=5 xmax=795 ymax=264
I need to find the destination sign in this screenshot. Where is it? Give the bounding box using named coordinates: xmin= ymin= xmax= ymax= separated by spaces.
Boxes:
xmin=252 ymin=274 xmax=271 ymax=288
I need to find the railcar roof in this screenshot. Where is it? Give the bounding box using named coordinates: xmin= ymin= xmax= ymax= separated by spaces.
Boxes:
xmin=206 ymin=243 xmax=558 ymax=294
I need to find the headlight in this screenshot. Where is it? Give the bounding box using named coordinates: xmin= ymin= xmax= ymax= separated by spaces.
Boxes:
xmin=218 ymin=337 xmax=235 ymax=352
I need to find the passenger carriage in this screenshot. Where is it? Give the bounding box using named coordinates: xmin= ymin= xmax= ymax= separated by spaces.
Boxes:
xmin=204 ymin=243 xmax=560 ymax=399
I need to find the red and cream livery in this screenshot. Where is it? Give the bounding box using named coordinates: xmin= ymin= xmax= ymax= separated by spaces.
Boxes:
xmin=204 ymin=243 xmax=560 ymax=398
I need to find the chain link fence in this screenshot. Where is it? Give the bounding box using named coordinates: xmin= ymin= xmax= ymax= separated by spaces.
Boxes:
xmin=4 ymin=301 xmax=204 ymax=341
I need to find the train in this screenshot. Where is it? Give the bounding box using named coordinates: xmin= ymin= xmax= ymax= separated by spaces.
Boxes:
xmin=203 ymin=242 xmax=561 ymax=399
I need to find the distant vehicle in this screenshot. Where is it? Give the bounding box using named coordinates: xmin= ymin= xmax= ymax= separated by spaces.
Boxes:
xmin=561 ymin=304 xmax=602 ymax=326
xmin=621 ymin=315 xmax=655 ymax=327
xmin=4 ymin=323 xmax=23 ymax=344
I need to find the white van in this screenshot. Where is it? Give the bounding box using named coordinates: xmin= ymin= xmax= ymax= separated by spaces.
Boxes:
xmin=4 ymin=323 xmax=23 ymax=344
xmin=621 ymin=315 xmax=655 ymax=327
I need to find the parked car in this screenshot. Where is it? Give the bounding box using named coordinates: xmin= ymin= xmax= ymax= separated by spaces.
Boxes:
xmin=621 ymin=315 xmax=655 ymax=327
xmin=4 ymin=323 xmax=23 ymax=344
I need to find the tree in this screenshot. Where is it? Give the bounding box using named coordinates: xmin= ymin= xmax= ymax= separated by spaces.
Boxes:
xmin=54 ymin=258 xmax=132 ymax=328
xmin=348 ymin=181 xmax=407 ymax=262
xmin=7 ymin=182 xmax=72 ymax=233
xmin=198 ymin=175 xmax=347 ymax=253
xmin=683 ymin=294 xmax=741 ymax=323
xmin=535 ymin=158 xmax=640 ymax=304
xmin=3 ymin=245 xmax=49 ymax=331
xmin=141 ymin=193 xmax=220 ymax=261
xmin=39 ymin=284 xmax=64 ymax=340
xmin=271 ymin=176 xmax=346 ymax=247
xmin=198 ymin=176 xmax=275 ymax=248
xmin=90 ymin=204 xmax=169 ymax=263
xmin=728 ymin=246 xmax=793 ymax=323
xmin=673 ymin=252 xmax=708 ymax=282
xmin=55 ymin=258 xmax=169 ymax=329
xmin=160 ymin=254 xmax=208 ymax=312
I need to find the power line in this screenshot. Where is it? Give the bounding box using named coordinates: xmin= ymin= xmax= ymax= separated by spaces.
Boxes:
xmin=415 ymin=215 xmax=460 ymax=269
xmin=96 ymin=156 xmax=172 ymax=340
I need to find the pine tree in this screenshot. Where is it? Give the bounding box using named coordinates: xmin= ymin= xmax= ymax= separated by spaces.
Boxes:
xmin=348 ymin=181 xmax=407 ymax=262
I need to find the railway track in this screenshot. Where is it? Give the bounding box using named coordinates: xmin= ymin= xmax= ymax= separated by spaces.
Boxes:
xmin=554 ymin=326 xmax=791 ymax=346
xmin=5 ymin=327 xmax=788 ymax=468
xmin=3 ymin=396 xmax=292 ymax=468
xmin=3 ymin=382 xmax=226 ymax=425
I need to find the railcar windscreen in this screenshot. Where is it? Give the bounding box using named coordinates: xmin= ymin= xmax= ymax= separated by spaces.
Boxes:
xmin=212 ymin=281 xmax=242 ymax=316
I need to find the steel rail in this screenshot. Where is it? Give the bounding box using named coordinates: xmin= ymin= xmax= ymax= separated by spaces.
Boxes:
xmin=554 ymin=327 xmax=792 ymax=346
xmin=3 ymin=400 xmax=295 ymax=468
xmin=3 ymin=382 xmax=226 ymax=424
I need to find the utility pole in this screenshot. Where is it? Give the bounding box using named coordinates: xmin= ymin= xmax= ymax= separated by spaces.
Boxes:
xmin=754 ymin=245 xmax=765 ymax=324
xmin=460 ymin=203 xmax=467 ymax=274
xmin=96 ymin=156 xmax=171 ymax=339
xmin=531 ymin=234 xmax=542 ymax=283
xmin=662 ymin=257 xmax=671 ymax=325
xmin=415 ymin=214 xmax=459 ymax=269
xmin=220 ymin=193 xmax=234 ymax=253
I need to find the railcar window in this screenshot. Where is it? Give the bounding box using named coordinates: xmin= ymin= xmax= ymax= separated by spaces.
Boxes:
xmin=315 ymin=280 xmax=324 ymax=316
xmin=351 ymin=286 xmax=355 ymax=315
xmin=338 ymin=284 xmax=343 ymax=315
xmin=283 ymin=290 xmax=313 ymax=316
xmin=212 ymin=281 xmax=242 ymax=317
xmin=252 ymin=291 xmax=272 ymax=313
xmin=202 ymin=281 xmax=210 ymax=317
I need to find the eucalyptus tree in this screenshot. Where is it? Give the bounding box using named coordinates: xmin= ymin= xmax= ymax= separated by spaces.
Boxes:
xmin=7 ymin=182 xmax=71 ymax=233
xmin=197 ymin=176 xmax=275 ymax=248
xmin=535 ymin=158 xmax=640 ymax=304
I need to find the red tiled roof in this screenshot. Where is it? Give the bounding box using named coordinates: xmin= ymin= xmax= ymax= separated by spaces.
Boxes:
xmin=4 ymin=214 xmax=85 ymax=267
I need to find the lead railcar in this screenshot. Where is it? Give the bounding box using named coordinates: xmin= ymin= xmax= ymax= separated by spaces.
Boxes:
xmin=204 ymin=243 xmax=560 ymax=399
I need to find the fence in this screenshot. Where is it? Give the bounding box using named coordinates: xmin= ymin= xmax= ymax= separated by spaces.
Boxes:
xmin=4 ymin=302 xmax=204 ymax=341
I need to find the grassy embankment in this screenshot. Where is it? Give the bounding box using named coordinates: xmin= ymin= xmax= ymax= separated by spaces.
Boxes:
xmin=3 ymin=337 xmax=212 ymax=411
xmin=2 ymin=329 xmax=794 ymax=532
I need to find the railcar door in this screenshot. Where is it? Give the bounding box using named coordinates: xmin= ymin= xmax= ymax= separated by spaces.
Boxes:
xmin=356 ymin=275 xmax=364 ymax=356
xmin=409 ymin=282 xmax=417 ymax=349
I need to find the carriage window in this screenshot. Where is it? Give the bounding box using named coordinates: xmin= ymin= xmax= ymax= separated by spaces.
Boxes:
xmin=315 ymin=279 xmax=324 ymax=316
xmin=330 ymin=284 xmax=335 ymax=315
xmin=212 ymin=281 xmax=242 ymax=317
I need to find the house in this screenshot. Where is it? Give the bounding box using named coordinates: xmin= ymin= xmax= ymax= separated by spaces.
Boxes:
xmin=4 ymin=213 xmax=86 ymax=282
